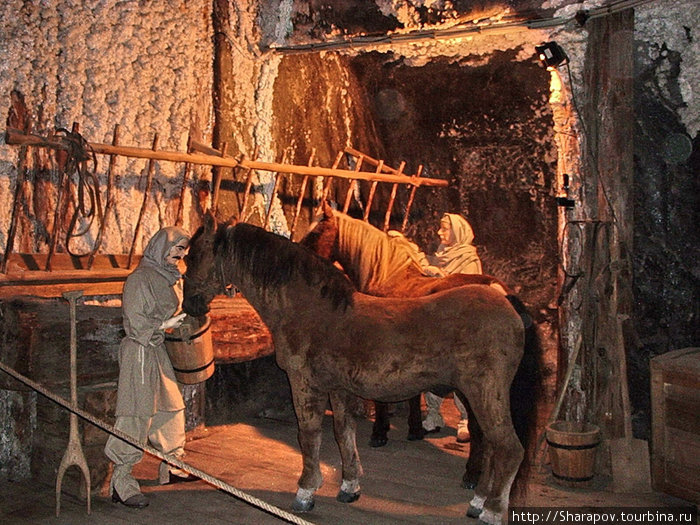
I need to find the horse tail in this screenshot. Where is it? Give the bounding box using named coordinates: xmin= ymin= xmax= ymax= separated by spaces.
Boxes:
xmin=505 ymin=294 xmax=542 ymax=501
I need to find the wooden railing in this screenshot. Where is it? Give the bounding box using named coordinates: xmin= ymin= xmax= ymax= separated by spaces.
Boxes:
xmin=2 ymin=124 xmax=448 ymax=297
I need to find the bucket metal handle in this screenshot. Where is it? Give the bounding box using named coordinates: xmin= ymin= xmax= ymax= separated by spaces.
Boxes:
xmin=164 ymin=315 xmax=211 ymax=342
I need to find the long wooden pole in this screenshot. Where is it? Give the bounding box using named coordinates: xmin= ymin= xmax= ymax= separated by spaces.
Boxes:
xmin=362 ymin=160 xmax=383 ymax=222
xmin=211 ymin=142 xmax=228 ymax=214
xmin=6 ymin=128 xmax=447 ymax=187
xmin=383 ymin=160 xmax=405 ymax=231
xmin=1 ymin=144 xmax=29 ymax=273
xmin=319 ymin=151 xmax=345 ymax=206
xmin=342 ymin=154 xmax=363 ymax=214
xmin=401 ymin=165 xmax=423 ymax=232
xmin=239 ymin=146 xmax=260 ymax=221
xmin=88 ymin=124 xmax=120 ymax=269
xmin=127 ymin=134 xmax=158 ymax=269
xmin=290 ymin=148 xmax=316 ymax=238
xmin=47 ymin=124 xmax=79 ymax=271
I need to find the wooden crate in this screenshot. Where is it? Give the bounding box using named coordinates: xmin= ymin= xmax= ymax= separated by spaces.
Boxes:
xmin=650 ymin=347 xmax=700 ymax=503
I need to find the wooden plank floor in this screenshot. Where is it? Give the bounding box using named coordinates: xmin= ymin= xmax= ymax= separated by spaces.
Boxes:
xmin=0 ymin=401 xmax=690 ymax=525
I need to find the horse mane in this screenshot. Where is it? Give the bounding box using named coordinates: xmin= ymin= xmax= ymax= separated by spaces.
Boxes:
xmin=334 ymin=212 xmax=424 ymax=292
xmin=216 ymin=222 xmax=355 ymax=310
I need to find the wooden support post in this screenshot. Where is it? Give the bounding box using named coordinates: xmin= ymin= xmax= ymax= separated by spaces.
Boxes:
xmin=88 ymin=125 xmax=119 ymax=269
xmin=210 ymin=142 xmax=228 ymax=215
xmin=239 ymin=145 xmax=260 ymax=222
xmin=342 ymin=155 xmax=363 ymax=214
xmin=401 ymin=165 xmax=423 ymax=233
xmin=383 ymin=160 xmax=405 ymax=232
xmin=315 ymin=151 xmax=344 ymax=215
xmin=290 ymin=148 xmax=316 ymax=239
xmin=175 ymin=133 xmax=193 ymax=227
xmin=47 ymin=123 xmax=79 ymax=271
xmin=263 ymin=162 xmax=285 ymax=231
xmin=127 ymin=134 xmax=159 ymax=269
xmin=1 ymin=143 xmax=29 ymax=273
xmin=362 ymin=160 xmax=384 ymax=222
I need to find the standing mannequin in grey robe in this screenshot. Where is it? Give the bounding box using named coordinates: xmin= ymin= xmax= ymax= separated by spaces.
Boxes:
xmin=422 ymin=213 xmax=482 ymax=443
xmin=105 ymin=226 xmax=196 ymax=508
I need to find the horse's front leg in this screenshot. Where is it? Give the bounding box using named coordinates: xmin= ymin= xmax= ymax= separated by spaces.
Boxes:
xmin=329 ymin=390 xmax=363 ymax=503
xmin=370 ymin=401 xmax=390 ymax=447
xmin=407 ymin=394 xmax=425 ymax=441
xmin=288 ymin=373 xmax=328 ymax=512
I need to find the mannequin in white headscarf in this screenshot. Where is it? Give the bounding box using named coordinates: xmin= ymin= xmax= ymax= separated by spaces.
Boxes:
xmin=105 ymin=226 xmax=196 ymax=509
xmin=422 ymin=213 xmax=482 ymax=443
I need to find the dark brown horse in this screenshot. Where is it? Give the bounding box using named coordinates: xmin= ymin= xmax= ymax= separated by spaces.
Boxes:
xmin=300 ymin=204 xmax=537 ymax=487
xmin=183 ymin=214 xmax=526 ymax=524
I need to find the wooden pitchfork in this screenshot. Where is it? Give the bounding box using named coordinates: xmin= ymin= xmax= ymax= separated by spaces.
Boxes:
xmin=55 ymin=290 xmax=91 ymax=516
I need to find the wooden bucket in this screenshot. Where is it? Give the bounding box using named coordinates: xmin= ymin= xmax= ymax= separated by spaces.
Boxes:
xmin=546 ymin=421 xmax=600 ymax=487
xmin=164 ymin=315 xmax=214 ymax=384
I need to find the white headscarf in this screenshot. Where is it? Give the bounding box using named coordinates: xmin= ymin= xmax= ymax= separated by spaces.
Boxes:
xmin=430 ymin=213 xmax=482 ymax=275
xmin=138 ymin=226 xmax=190 ymax=285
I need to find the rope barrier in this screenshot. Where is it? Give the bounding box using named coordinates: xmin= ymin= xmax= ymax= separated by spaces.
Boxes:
xmin=0 ymin=359 xmax=316 ymax=525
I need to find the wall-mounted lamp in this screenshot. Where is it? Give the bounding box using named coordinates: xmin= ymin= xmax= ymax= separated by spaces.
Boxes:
xmin=556 ymin=173 xmax=575 ymax=209
xmin=535 ymin=42 xmax=569 ymax=70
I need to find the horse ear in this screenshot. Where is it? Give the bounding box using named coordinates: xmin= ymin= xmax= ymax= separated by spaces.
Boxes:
xmin=224 ymin=214 xmax=238 ymax=227
xmin=322 ymin=200 xmax=334 ymax=219
xmin=203 ymin=211 xmax=216 ymax=232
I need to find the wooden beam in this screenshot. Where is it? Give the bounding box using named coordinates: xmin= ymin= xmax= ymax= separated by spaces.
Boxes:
xmin=6 ymin=129 xmax=448 ymax=187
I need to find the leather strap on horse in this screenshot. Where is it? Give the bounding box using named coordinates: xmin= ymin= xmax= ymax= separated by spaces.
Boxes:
xmin=0 ymin=359 xmax=316 ymax=525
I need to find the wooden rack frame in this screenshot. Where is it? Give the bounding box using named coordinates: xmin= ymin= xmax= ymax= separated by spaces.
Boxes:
xmin=2 ymin=125 xmax=447 ymax=297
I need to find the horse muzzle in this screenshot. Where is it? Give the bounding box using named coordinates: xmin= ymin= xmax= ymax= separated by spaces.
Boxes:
xmin=182 ymin=294 xmax=210 ymax=317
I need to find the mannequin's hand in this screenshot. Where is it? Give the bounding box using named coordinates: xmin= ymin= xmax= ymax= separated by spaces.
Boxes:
xmin=160 ymin=312 xmax=187 ymax=330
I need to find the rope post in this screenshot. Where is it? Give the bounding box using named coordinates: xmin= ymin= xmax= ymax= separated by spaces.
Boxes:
xmin=56 ymin=289 xmax=91 ymax=516
xmin=0 ymin=359 xmax=316 ymax=525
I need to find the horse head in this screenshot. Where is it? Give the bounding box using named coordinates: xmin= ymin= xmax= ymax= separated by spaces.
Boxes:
xmin=183 ymin=212 xmax=229 ymax=317
xmin=299 ymin=200 xmax=339 ymax=261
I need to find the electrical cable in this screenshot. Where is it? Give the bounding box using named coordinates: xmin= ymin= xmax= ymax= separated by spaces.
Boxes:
xmin=266 ymin=0 xmax=661 ymax=55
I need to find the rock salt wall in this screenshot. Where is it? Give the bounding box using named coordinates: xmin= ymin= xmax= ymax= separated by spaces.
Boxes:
xmin=0 ymin=0 xmax=214 ymax=254
xmin=0 ymin=0 xmax=214 ymax=482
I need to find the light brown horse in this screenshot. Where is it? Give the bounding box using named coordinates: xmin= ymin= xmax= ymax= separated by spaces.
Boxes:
xmin=300 ymin=203 xmax=537 ymax=489
xmin=182 ymin=214 xmax=525 ymax=525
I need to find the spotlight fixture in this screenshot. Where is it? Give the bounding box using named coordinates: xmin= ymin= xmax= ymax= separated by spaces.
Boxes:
xmin=535 ymin=42 xmax=569 ymax=70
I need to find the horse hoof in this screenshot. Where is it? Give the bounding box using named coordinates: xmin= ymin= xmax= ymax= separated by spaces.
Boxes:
xmin=407 ymin=429 xmax=425 ymax=441
xmin=336 ymin=490 xmax=361 ymax=503
xmin=292 ymin=497 xmax=315 ymax=512
xmin=466 ymin=504 xmax=482 ymax=518
xmin=370 ymin=435 xmax=388 ymax=447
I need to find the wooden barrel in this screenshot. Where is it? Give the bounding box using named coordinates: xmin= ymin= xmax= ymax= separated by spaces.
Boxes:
xmin=546 ymin=421 xmax=600 ymax=487
xmin=164 ymin=315 xmax=214 ymax=384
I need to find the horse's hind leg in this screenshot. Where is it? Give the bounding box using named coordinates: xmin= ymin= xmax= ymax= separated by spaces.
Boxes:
xmin=288 ymin=373 xmax=328 ymax=512
xmin=329 ymin=390 xmax=364 ymax=503
xmin=370 ymin=401 xmax=390 ymax=447
xmin=457 ymin=392 xmax=483 ymax=489
xmin=407 ymin=395 xmax=425 ymax=441
xmin=459 ymin=380 xmax=523 ymax=525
